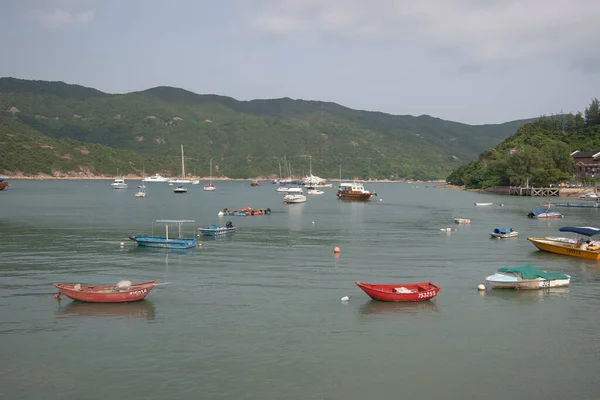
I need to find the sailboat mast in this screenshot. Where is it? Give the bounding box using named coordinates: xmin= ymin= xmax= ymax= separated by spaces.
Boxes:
xmin=181 ymin=145 xmax=185 ymax=178
xmin=210 ymin=158 xmax=213 ymax=184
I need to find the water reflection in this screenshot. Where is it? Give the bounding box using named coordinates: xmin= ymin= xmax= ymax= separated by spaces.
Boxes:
xmin=480 ymin=288 xmax=570 ymax=301
xmin=358 ymin=300 xmax=438 ymax=316
xmin=56 ymin=300 xmax=156 ymax=321
xmin=128 ymin=246 xmax=198 ymax=256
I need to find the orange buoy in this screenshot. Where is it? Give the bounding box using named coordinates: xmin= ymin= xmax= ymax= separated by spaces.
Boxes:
xmin=334 ymin=247 xmax=340 ymax=253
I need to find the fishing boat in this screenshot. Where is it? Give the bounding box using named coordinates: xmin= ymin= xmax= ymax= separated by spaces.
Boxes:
xmin=337 ymin=181 xmax=376 ymax=201
xmin=490 ymin=227 xmax=518 ymax=238
xmin=527 ymin=207 xmax=563 ymax=218
xmin=129 ymin=220 xmax=197 ymax=249
xmin=0 ymin=178 xmax=8 ymax=191
xmin=110 ymin=177 xmax=128 ymax=189
xmin=135 ymin=185 xmax=146 ymax=198
xmin=527 ymin=226 xmax=600 ymax=260
xmin=173 ymin=185 xmax=187 ymax=194
xmin=283 ymin=187 xmax=307 ymax=204
xmin=485 ymin=265 xmax=570 ymax=289
xmin=197 ymin=221 xmax=236 ymax=236
xmin=204 ymin=159 xmax=216 ymax=191
xmin=474 ymin=202 xmax=493 ymax=206
xmin=169 ymin=145 xmax=192 ymax=184
xmin=355 ymin=281 xmax=440 ymax=302
xmin=142 ymin=174 xmax=170 ymax=183
xmin=53 ymin=280 xmax=158 ymax=303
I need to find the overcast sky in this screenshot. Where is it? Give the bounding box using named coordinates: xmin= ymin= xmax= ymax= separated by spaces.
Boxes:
xmin=1 ymin=0 xmax=599 ymax=124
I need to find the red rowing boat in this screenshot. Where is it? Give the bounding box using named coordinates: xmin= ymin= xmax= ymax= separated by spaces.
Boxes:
xmin=53 ymin=280 xmax=158 ymax=303
xmin=355 ymin=281 xmax=440 ymax=302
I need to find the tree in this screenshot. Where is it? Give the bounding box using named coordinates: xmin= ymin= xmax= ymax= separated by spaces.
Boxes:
xmin=584 ymin=98 xmax=600 ymax=126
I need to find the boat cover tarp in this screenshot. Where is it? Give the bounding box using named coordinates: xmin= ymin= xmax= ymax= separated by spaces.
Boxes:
xmin=498 ymin=265 xmax=569 ymax=280
xmin=558 ymin=226 xmax=600 ymax=237
xmin=493 ymin=228 xmax=511 ymax=234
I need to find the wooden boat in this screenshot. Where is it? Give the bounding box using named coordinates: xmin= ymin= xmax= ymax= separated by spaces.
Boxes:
xmin=485 ymin=265 xmax=570 ymax=289
xmin=53 ymin=280 xmax=158 ymax=303
xmin=197 ymin=221 xmax=237 ymax=236
xmin=130 ymin=219 xmax=197 ymax=249
xmin=337 ymin=181 xmax=376 ymax=201
xmin=0 ymin=178 xmax=8 ymax=191
xmin=454 ymin=218 xmax=471 ymax=224
xmin=474 ymin=202 xmax=493 ymax=206
xmin=355 ymin=281 xmax=440 ymax=302
xmin=527 ymin=207 xmax=563 ymax=218
xmin=528 ymin=226 xmax=600 ymax=260
xmin=490 ymin=227 xmax=518 ymax=239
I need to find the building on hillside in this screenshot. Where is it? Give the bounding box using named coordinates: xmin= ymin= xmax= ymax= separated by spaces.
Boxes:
xmin=571 ymin=150 xmax=600 ymax=178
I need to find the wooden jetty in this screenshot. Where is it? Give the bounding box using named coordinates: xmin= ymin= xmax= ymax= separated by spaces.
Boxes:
xmin=509 ymin=187 xmax=560 ymax=197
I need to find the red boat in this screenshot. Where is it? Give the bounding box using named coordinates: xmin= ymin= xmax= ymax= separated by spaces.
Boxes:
xmin=53 ymin=280 xmax=158 ymax=303
xmin=355 ymin=281 xmax=440 ymax=302
xmin=0 ymin=178 xmax=8 ymax=191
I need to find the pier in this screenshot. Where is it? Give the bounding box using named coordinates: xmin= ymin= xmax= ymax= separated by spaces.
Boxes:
xmin=509 ymin=187 xmax=560 ymax=197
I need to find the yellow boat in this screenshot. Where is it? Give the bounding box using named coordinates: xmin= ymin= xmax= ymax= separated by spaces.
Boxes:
xmin=528 ymin=226 xmax=600 ymax=260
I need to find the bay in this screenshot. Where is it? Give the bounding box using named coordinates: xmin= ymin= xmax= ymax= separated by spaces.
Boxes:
xmin=1 ymin=180 xmax=600 ymax=400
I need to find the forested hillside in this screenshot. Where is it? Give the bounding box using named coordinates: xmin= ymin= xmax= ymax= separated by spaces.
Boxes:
xmin=0 ymin=77 xmax=531 ymax=179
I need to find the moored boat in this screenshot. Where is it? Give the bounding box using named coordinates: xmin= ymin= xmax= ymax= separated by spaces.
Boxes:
xmin=197 ymin=221 xmax=236 ymax=236
xmin=283 ymin=187 xmax=307 ymax=203
xmin=485 ymin=265 xmax=570 ymax=289
xmin=355 ymin=281 xmax=440 ymax=302
xmin=173 ymin=185 xmax=187 ymax=194
xmin=0 ymin=178 xmax=8 ymax=191
xmin=250 ymin=180 xmax=260 ymax=187
xmin=527 ymin=226 xmax=600 ymax=260
xmin=130 ymin=219 xmax=197 ymax=249
xmin=135 ymin=185 xmax=146 ymax=198
xmin=53 ymin=280 xmax=158 ymax=303
xmin=454 ymin=218 xmax=471 ymax=224
xmin=110 ymin=177 xmax=128 ymax=189
xmin=142 ymin=174 xmax=170 ymax=183
xmin=527 ymin=207 xmax=563 ymax=218
xmin=474 ymin=202 xmax=493 ymax=206
xmin=337 ymin=181 xmax=376 ymax=201
xmin=490 ymin=227 xmax=518 ymax=239
xmin=219 ymin=207 xmax=271 ymax=216
xmin=307 ymin=187 xmax=324 ymax=195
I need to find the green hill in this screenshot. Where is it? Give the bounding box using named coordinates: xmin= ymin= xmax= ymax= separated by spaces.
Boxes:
xmin=0 ymin=77 xmax=532 ymax=179
xmin=446 ymin=98 xmax=600 ymax=188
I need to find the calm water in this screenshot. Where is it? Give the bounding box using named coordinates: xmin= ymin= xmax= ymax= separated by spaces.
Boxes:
xmin=1 ymin=180 xmax=600 ymax=400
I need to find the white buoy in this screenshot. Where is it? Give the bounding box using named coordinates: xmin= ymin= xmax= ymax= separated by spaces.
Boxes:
xmin=380 ymin=199 xmax=383 ymax=202
xmin=119 ymin=242 xmax=124 ymax=248
xmin=217 ymin=211 xmax=224 ymax=217
xmin=478 ymin=284 xmax=486 ymax=291
xmin=341 ymin=296 xmax=350 ymax=301
xmin=312 ymin=221 xmax=315 ymax=224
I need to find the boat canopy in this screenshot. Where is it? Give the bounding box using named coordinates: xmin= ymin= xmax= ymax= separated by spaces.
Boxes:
xmin=498 ymin=265 xmax=569 ymax=280
xmin=492 ymin=228 xmax=512 ymax=234
xmin=558 ymin=226 xmax=600 ymax=237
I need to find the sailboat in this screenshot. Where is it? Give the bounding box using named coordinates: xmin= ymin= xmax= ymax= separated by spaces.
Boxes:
xmin=204 ymin=158 xmax=216 ymax=191
xmin=168 ymin=145 xmax=192 ymax=184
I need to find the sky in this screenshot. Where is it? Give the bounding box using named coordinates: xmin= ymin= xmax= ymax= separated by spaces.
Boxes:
xmin=1 ymin=0 xmax=599 ymax=125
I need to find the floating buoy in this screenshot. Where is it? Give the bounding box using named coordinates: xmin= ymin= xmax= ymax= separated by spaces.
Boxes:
xmin=478 ymin=284 xmax=486 ymax=291
xmin=218 ymin=211 xmax=224 ymax=216
xmin=119 ymin=242 xmax=124 ymax=248
xmin=379 ymin=199 xmax=383 ymax=202
xmin=54 ymin=293 xmax=61 ymax=300
xmin=333 ymin=246 xmax=340 ymax=253
xmin=341 ymin=296 xmax=350 ymax=301
xmin=312 ymin=221 xmax=315 ymax=224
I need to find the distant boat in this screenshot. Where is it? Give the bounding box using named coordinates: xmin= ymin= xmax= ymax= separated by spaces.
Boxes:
xmin=197 ymin=221 xmax=236 ymax=237
xmin=110 ymin=177 xmax=128 ymax=189
xmin=485 ymin=265 xmax=570 ymax=289
xmin=283 ymin=187 xmax=307 ymax=204
xmin=168 ymin=145 xmax=192 ymax=184
xmin=307 ymin=187 xmax=324 ymax=195
xmin=490 ymin=227 xmax=518 ymax=238
xmin=474 ymin=202 xmax=493 ymax=206
xmin=527 ymin=208 xmax=563 ymax=218
xmin=454 ymin=218 xmax=471 ymax=224
xmin=173 ymin=185 xmax=187 ymax=194
xmin=53 ymin=280 xmax=158 ymax=303
xmin=355 ymin=281 xmax=440 ymax=302
xmin=143 ymin=174 xmax=169 ymax=183
xmin=129 ymin=220 xmax=197 ymax=249
xmin=337 ymin=181 xmax=376 ymax=201
xmin=204 ymin=159 xmax=216 ymax=191
xmin=250 ymin=180 xmax=259 ymax=187
xmin=0 ymin=178 xmax=8 ymax=191
xmin=135 ymin=185 xmax=146 ymax=198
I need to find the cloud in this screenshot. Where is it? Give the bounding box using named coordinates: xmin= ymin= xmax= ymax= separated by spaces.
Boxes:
xmin=250 ymin=0 xmax=600 ymax=64
xmin=31 ymin=9 xmax=93 ymax=28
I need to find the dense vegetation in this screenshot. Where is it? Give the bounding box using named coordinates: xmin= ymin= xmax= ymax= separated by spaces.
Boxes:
xmin=446 ymin=98 xmax=600 ymax=188
xmin=0 ymin=78 xmax=531 ymax=179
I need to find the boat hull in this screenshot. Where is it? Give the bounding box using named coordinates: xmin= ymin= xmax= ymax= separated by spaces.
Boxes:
xmin=490 ymin=232 xmax=518 ymax=238
xmin=0 ymin=181 xmax=8 ymax=191
xmin=53 ymin=280 xmax=158 ymax=303
xmin=528 ymin=238 xmax=600 ymax=260
xmin=131 ymin=236 xmax=197 ymax=249
xmin=355 ymin=281 xmax=440 ymax=302
xmin=197 ymin=227 xmax=236 ymax=236
xmin=485 ymin=273 xmax=570 ymax=289
xmin=337 ymin=193 xmax=373 ymax=201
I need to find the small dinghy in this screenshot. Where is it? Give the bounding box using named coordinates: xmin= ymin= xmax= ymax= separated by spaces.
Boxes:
xmin=355 ymin=281 xmax=440 ymax=302
xmin=490 ymin=227 xmax=518 ymax=239
xmin=53 ymin=280 xmax=158 ymax=303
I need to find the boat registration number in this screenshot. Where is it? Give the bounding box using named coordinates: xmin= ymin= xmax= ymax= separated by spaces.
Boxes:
xmin=128 ymin=289 xmax=147 ymax=296
xmin=417 ymin=291 xmax=435 ymax=299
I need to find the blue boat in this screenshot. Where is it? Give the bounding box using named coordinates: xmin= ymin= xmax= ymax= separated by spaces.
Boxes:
xmin=197 ymin=221 xmax=237 ymax=237
xmin=129 ymin=219 xmax=197 ymax=249
xmin=490 ymin=228 xmax=518 ymax=238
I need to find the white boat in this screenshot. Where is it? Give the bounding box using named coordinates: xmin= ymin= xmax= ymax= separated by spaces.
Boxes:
xmin=579 ymin=192 xmax=599 ymax=200
xmin=173 ymin=185 xmax=187 ymax=194
xmin=301 ymin=156 xmax=327 ymax=187
xmin=283 ymin=187 xmax=307 ymax=204
xmin=135 ymin=185 xmax=146 ymax=198
xmin=490 ymin=228 xmax=518 ymax=238
xmin=307 ymin=187 xmax=324 ymax=195
xmin=474 ymin=202 xmax=493 ymax=206
xmin=168 ymin=145 xmax=192 ymax=184
xmin=454 ymin=218 xmax=471 ymax=224
xmin=204 ymin=159 xmax=216 ymax=191
xmin=142 ymin=174 xmax=170 ymax=183
xmin=111 ymin=177 xmax=128 ymax=189
xmin=276 ymin=186 xmax=289 ymax=192
xmin=485 ymin=265 xmax=570 ymax=289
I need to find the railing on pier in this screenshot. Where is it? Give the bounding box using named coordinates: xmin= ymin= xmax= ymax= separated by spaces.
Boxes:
xmin=509 ymin=187 xmax=560 ymax=197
